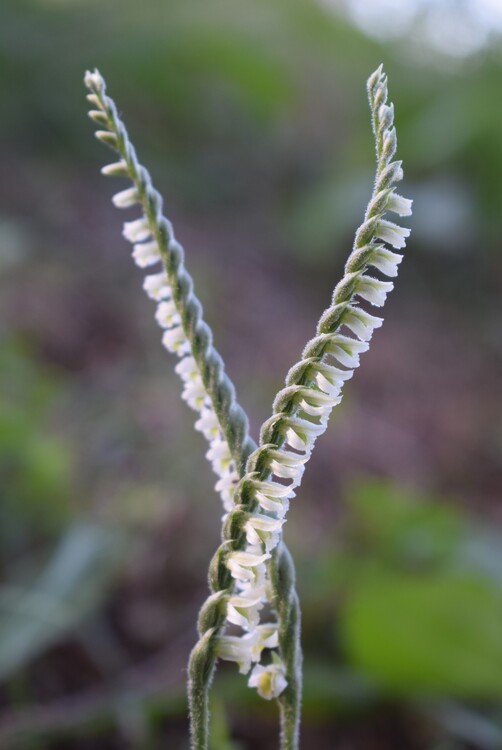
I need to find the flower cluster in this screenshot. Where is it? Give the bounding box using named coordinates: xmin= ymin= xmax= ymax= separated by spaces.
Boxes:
xmin=210 ymin=64 xmax=412 ymax=694
xmin=85 ymin=70 xmax=240 ymax=515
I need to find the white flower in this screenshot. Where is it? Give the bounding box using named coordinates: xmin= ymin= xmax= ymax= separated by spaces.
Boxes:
xmin=132 ymin=241 xmax=162 ymax=268
xmin=325 ymin=334 xmax=369 ymax=369
xmin=226 ymin=550 xmax=271 ymax=583
xmin=216 ymin=624 xmax=279 ymax=675
xmin=174 ymin=355 xmax=199 ymax=381
xmin=267 ymin=447 xmax=308 ymax=486
xmin=181 ymin=375 xmax=206 ymax=410
xmin=162 ymin=326 xmax=189 ymax=354
xmin=215 ymin=469 xmax=239 ymax=512
xmin=123 ymin=216 xmax=151 ymax=243
xmin=312 ymin=362 xmax=353 ymax=398
xmin=387 ymin=192 xmax=413 ymax=217
xmin=296 ymin=387 xmax=340 ymax=419
xmin=195 ymin=407 xmax=220 ymax=440
xmin=101 ymin=160 xmax=128 ymax=177
xmin=281 ymin=415 xmax=327 ymax=451
xmin=227 ymin=591 xmax=264 ymax=630
xmin=155 ymin=299 xmax=180 ymax=328
xmin=375 ymin=219 xmax=410 ymax=249
xmin=355 ymin=275 xmax=394 ymax=307
xmin=84 ymin=70 xmax=102 ymax=89
xmin=143 ymin=272 xmax=171 ymax=301
xmin=370 ymin=247 xmax=403 ymax=278
xmin=268 ymin=458 xmax=304 ymax=481
xmin=342 ymin=306 xmax=383 ymax=341
xmin=378 ymin=102 xmax=394 ymax=128
xmin=206 ymin=438 xmax=233 ymax=475
xmin=112 ymin=187 xmax=140 ymax=209
xmin=244 ymin=514 xmax=284 ymax=551
xmin=248 ymin=658 xmax=288 ymax=700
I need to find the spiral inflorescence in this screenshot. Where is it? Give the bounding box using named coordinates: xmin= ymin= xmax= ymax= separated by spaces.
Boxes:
xmin=189 ymin=64 xmax=411 ymax=749
xmin=84 ymin=69 xmax=302 ymax=749
xmin=84 ymin=69 xmax=256 ymax=510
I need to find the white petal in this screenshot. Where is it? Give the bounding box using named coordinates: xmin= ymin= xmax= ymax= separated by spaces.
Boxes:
xmin=253 ymin=481 xmax=294 ymax=499
xmin=269 ymin=459 xmax=305 ymax=481
xmin=155 ymin=300 xmax=180 ymax=328
xmin=101 ymin=160 xmax=128 ymax=177
xmin=248 ymin=662 xmax=288 ymax=700
xmin=375 ymin=220 xmax=410 ymax=249
xmin=132 ymin=241 xmax=162 ymax=268
xmin=342 ymin=306 xmax=383 ymax=341
xmin=143 ymin=272 xmax=171 ymax=300
xmin=112 ymin=187 xmax=140 ymax=209
xmin=356 ymin=275 xmax=394 ymax=307
xmin=267 ymin=448 xmax=310 ymax=468
xmin=175 ymin=355 xmax=199 ymax=380
xmin=226 ymin=551 xmax=271 ymax=582
xmin=216 ymin=632 xmax=257 ymax=674
xmin=370 ymin=247 xmax=403 ymax=278
xmin=387 ymin=193 xmax=413 ymax=217
xmin=255 ymin=493 xmax=289 ymax=516
xmin=123 ymin=217 xmax=151 ymax=243
xmin=326 ymin=335 xmax=369 ymax=369
xmin=195 ymin=408 xmax=220 ymax=440
xmin=161 ymin=326 xmax=189 ymax=354
xmin=181 ymin=377 xmax=206 ymax=410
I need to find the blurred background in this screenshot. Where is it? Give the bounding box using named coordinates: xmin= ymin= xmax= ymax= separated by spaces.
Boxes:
xmin=0 ymin=0 xmax=501 ymax=747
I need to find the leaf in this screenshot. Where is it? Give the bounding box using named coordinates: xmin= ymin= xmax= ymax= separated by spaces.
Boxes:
xmin=341 ymin=571 xmax=502 ymax=697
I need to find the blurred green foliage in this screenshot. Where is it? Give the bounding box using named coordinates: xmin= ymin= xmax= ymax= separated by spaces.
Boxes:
xmin=0 ymin=339 xmax=73 ymax=555
xmin=301 ymin=482 xmax=502 ymax=699
xmin=0 ymin=0 xmax=501 ymax=746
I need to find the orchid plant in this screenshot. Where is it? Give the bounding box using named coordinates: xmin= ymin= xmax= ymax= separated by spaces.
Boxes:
xmin=84 ymin=64 xmax=411 ymax=750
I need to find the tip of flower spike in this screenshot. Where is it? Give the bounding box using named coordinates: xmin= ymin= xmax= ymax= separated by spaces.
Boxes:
xmin=367 ymin=64 xmax=384 ymax=92
xmin=84 ymin=68 xmax=104 ymax=91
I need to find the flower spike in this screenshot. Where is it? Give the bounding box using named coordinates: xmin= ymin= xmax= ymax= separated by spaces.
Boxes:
xmin=191 ymin=64 xmax=411 ymax=750
xmin=84 ymin=69 xmax=255 ymax=513
xmin=84 ymin=69 xmax=302 ymax=750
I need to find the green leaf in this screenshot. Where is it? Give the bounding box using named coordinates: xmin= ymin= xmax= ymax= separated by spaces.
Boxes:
xmin=341 ymin=571 xmax=502 ymax=697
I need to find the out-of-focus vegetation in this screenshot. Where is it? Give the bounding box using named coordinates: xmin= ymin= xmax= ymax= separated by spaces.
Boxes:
xmin=0 ymin=0 xmax=501 ymax=747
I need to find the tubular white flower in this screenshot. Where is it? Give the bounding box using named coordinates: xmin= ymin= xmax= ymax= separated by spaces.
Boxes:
xmin=143 ymin=272 xmax=172 ymax=301
xmin=162 ymin=326 xmax=190 ymax=355
xmin=174 ymin=355 xmax=199 ymax=380
xmin=101 ymin=159 xmax=128 ymax=177
xmin=325 ymin=334 xmax=370 ymax=368
xmin=248 ymin=657 xmax=288 ymax=700
xmin=123 ymin=216 xmax=151 ymax=243
xmin=387 ymin=192 xmax=413 ymax=217
xmin=355 ymin=275 xmax=394 ymax=307
xmin=226 ymin=551 xmax=271 ymax=584
xmin=342 ymin=306 xmax=383 ymax=341
xmin=112 ymin=187 xmax=140 ymax=209
xmin=369 ymin=246 xmax=403 ymax=278
xmin=226 ymin=591 xmax=264 ymax=630
xmin=181 ymin=377 xmax=207 ymax=411
xmin=194 ymin=407 xmax=219 ymax=437
xmin=313 ymin=362 xmax=354 ymax=396
xmin=155 ymin=300 xmax=180 ymax=328
xmin=132 ymin=241 xmax=162 ymax=268
xmin=244 ymin=514 xmax=284 ymax=551
xmin=375 ymin=219 xmax=411 ymax=249
xmin=206 ymin=439 xmax=233 ymax=475
xmin=216 ymin=625 xmax=279 ymax=675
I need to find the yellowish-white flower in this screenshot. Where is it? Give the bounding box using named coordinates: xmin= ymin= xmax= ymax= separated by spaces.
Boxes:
xmin=248 ymin=657 xmax=288 ymax=700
